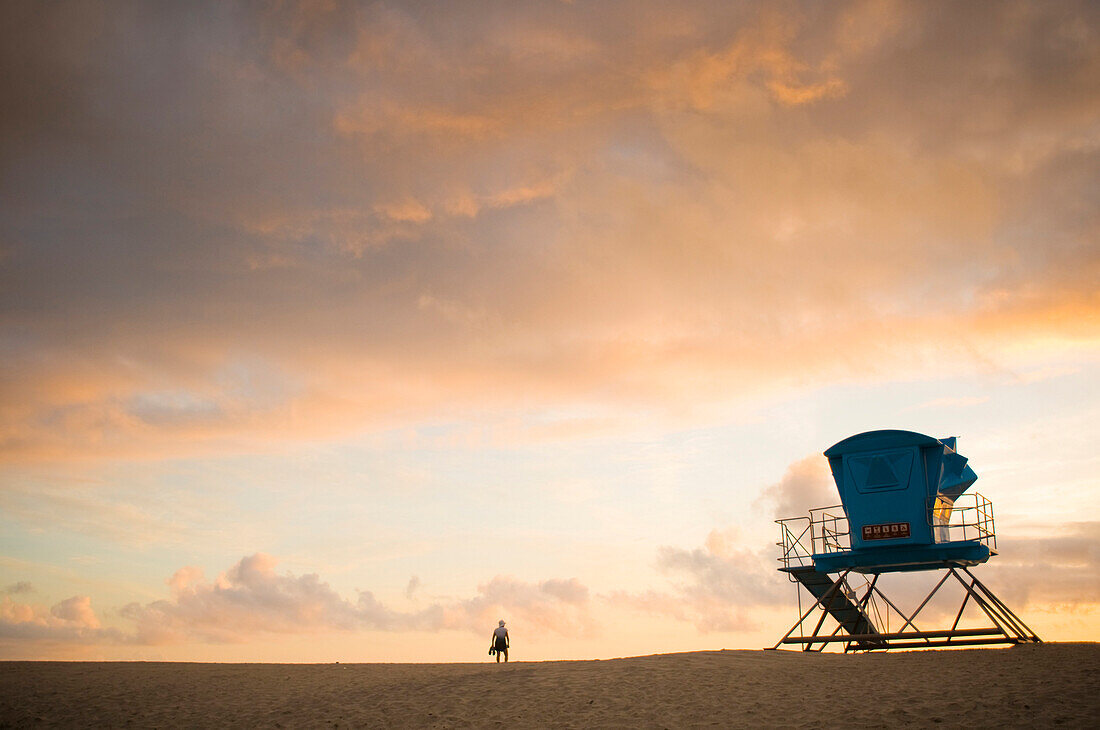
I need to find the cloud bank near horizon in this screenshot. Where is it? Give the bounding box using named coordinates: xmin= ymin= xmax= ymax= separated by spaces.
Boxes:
xmin=1 ymin=553 xmax=596 ymax=648
xmin=4 ymin=520 xmax=1096 ymax=653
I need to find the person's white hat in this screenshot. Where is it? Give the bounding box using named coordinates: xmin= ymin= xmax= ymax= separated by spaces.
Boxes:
xmin=499 ymin=620 xmax=505 ymax=626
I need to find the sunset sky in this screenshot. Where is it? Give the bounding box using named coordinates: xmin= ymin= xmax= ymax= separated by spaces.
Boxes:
xmin=2 ymin=0 xmax=1098 ymax=661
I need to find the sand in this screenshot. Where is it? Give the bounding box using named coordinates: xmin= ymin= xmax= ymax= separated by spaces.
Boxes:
xmin=2 ymin=643 xmax=1097 ymax=728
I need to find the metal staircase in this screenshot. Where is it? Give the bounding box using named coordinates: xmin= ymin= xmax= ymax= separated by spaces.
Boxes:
xmin=783 ymin=566 xmax=885 ymax=650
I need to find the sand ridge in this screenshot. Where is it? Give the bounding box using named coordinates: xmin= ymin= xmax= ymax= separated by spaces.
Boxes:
xmin=2 ymin=643 xmax=1097 ymax=728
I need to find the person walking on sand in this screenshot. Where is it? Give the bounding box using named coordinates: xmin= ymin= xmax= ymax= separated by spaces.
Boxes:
xmin=491 ymin=620 xmax=509 ymax=663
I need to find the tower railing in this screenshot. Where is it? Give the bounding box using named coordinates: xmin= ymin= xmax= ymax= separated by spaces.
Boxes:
xmin=929 ymin=491 xmax=996 ymax=548
xmin=776 ymin=515 xmax=813 ymax=570
xmin=811 ymin=505 xmax=850 ymax=555
xmin=776 ymin=505 xmax=848 ymax=570
xmin=777 ymin=493 xmax=996 ymax=570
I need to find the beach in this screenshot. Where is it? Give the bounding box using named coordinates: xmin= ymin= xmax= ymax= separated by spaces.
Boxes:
xmin=1 ymin=643 xmax=1096 ymax=728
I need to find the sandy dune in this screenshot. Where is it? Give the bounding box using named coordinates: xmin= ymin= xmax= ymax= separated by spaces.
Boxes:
xmin=2 ymin=643 xmax=1096 ymax=728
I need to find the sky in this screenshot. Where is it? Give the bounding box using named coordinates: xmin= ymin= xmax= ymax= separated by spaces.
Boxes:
xmin=1 ymin=0 xmax=1098 ymax=661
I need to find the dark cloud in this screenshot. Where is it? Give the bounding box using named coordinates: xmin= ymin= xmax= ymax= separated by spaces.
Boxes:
xmin=982 ymin=522 xmax=1100 ymax=609
xmin=1 ymin=582 xmax=32 ymax=596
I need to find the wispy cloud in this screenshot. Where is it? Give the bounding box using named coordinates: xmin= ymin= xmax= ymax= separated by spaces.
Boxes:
xmin=607 ymin=529 xmax=786 ymax=633
xmin=905 ymin=396 xmax=991 ymax=412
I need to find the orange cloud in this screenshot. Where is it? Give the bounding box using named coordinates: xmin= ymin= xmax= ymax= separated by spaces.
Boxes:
xmin=0 ymin=0 xmax=1096 ymax=469
xmin=1 ymin=592 xmax=120 ymax=645
xmin=334 ymin=104 xmax=501 ymax=143
xmin=49 ymin=595 xmax=100 ymax=629
xmin=374 ymin=197 xmax=432 ymax=223
xmin=2 ymin=555 xmax=595 ymax=650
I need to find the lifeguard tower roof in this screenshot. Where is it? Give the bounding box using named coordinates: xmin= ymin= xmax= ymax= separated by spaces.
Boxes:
xmin=813 ymin=428 xmax=990 ymax=573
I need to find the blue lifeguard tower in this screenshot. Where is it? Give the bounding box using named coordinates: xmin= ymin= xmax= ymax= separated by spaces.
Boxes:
xmin=772 ymin=429 xmax=1041 ymax=651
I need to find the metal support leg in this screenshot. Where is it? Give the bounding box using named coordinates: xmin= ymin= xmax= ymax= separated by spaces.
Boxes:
xmin=958 ymin=567 xmax=1041 ymax=642
xmin=775 ymin=565 xmax=1040 ymax=651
